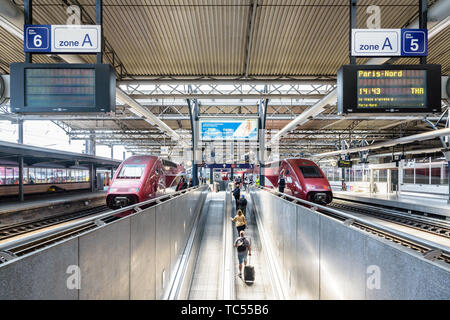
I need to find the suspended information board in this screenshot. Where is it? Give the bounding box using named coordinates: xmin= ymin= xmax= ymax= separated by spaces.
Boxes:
xmin=200 ymin=119 xmax=258 ymax=141
xmin=337 ymin=64 xmax=441 ymax=114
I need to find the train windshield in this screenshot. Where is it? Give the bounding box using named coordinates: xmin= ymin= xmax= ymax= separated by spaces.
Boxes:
xmin=298 ymin=166 xmax=323 ymax=178
xmin=117 ymin=164 xmax=146 ymax=179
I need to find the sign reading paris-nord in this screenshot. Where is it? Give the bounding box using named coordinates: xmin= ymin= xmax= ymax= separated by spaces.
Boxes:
xmin=200 ymin=119 xmax=258 ymax=140
xmin=24 ymin=25 xmax=101 ymax=53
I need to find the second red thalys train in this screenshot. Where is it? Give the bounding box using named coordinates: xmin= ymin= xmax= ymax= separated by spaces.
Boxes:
xmin=106 ymin=155 xmax=185 ymax=209
xmin=254 ymin=158 xmax=333 ymax=205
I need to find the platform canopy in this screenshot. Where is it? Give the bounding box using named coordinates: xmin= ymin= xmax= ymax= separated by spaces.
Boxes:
xmin=0 ymin=141 xmax=121 ymax=168
xmin=0 ymin=0 xmax=449 ymax=160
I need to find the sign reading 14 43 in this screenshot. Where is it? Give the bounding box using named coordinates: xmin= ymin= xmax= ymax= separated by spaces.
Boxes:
xmin=352 ymin=29 xmax=427 ymax=57
xmin=24 ymin=25 xmax=101 ymax=53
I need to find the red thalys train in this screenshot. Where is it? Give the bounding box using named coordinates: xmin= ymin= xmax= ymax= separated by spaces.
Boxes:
xmin=254 ymin=158 xmax=332 ymax=205
xmin=106 ymin=155 xmax=184 ymax=209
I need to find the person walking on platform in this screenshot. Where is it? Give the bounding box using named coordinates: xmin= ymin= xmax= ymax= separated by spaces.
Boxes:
xmin=233 ymin=185 xmax=241 ymax=207
xmin=231 ymin=209 xmax=247 ymax=234
xmin=234 ymin=230 xmax=251 ymax=278
xmin=278 ymin=172 xmax=286 ymax=194
xmin=237 ymin=194 xmax=248 ymax=216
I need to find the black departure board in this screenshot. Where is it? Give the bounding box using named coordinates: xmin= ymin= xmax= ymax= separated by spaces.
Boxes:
xmin=25 ymin=68 xmax=95 ymax=108
xmin=10 ymin=63 xmax=116 ymax=113
xmin=338 ymin=64 xmax=441 ymax=114
xmin=337 ymin=160 xmax=352 ymax=168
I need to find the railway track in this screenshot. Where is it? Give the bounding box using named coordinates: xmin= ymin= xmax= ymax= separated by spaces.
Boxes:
xmin=329 ymin=199 xmax=450 ymax=240
xmin=0 ymin=205 xmax=110 ymax=242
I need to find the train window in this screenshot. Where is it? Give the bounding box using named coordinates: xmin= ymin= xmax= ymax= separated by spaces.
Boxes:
xmin=29 ymin=168 xmax=36 ymax=184
xmin=118 ymin=164 xmax=146 ymax=179
xmin=5 ymin=167 xmax=14 ymax=184
xmin=415 ymin=168 xmax=429 ymax=184
xmin=47 ymin=168 xmax=55 ymax=183
xmin=0 ymin=166 xmax=4 ymax=185
xmin=23 ymin=168 xmax=29 ymax=184
xmin=443 ymin=164 xmax=449 ymax=185
xmin=298 ymin=166 xmax=323 ymax=178
xmin=403 ymin=169 xmax=414 ymax=184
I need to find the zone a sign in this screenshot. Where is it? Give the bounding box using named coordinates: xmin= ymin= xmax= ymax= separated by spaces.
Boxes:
xmin=24 ymin=25 xmax=101 ymax=53
xmin=352 ymin=29 xmax=427 ymax=57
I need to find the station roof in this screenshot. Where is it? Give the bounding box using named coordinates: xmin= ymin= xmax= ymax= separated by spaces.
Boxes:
xmin=0 ymin=0 xmax=449 ymax=161
xmin=0 ymin=141 xmax=121 ymax=168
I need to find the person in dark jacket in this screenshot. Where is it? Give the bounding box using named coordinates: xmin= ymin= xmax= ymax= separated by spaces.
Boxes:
xmin=237 ymin=194 xmax=248 ymax=216
xmin=176 ymin=177 xmax=185 ymax=191
xmin=233 ymin=185 xmax=241 ymax=207
xmin=278 ymin=172 xmax=286 ymax=193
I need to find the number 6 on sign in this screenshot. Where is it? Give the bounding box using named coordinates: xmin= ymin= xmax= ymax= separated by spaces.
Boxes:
xmin=33 ymin=35 xmax=42 ymax=47
xmin=24 ymin=25 xmax=50 ymax=52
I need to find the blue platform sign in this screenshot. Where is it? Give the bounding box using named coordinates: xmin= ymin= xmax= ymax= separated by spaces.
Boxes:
xmin=24 ymin=25 xmax=101 ymax=53
xmin=352 ymin=28 xmax=427 ymax=57
xmin=401 ymin=29 xmax=427 ymax=56
xmin=25 ymin=25 xmax=51 ymax=52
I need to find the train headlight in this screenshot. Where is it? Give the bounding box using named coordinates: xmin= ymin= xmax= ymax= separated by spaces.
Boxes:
xmin=109 ymin=188 xmax=118 ymax=193
xmin=306 ymin=184 xmax=314 ymax=190
xmin=129 ymin=187 xmax=140 ymax=192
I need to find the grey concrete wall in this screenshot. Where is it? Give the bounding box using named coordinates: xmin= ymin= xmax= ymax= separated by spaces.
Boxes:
xmin=250 ymin=188 xmax=450 ymax=300
xmin=0 ymin=238 xmax=79 ymax=300
xmin=0 ymin=186 xmax=208 ymax=300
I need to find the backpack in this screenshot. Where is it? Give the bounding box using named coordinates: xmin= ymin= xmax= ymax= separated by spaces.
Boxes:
xmin=236 ymin=237 xmax=248 ymax=252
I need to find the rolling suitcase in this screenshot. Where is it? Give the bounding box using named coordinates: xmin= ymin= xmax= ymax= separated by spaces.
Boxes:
xmin=244 ymin=255 xmax=255 ymax=283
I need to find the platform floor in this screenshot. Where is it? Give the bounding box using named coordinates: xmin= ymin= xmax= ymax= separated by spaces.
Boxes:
xmin=333 ymin=191 xmax=450 ymax=218
xmin=0 ymin=191 xmax=106 ymax=216
xmin=232 ymin=191 xmax=274 ymax=300
xmin=188 ymin=192 xmax=225 ymax=300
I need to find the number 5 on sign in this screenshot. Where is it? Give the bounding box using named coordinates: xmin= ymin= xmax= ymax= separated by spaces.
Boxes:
xmin=24 ymin=25 xmax=51 ymax=52
xmin=401 ymin=29 xmax=427 ymax=56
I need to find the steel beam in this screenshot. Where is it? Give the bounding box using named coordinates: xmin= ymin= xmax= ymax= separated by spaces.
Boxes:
xmin=269 ymin=0 xmax=450 ymax=145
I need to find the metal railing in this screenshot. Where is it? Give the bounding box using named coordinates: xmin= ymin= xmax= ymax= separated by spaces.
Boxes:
xmin=252 ymin=186 xmax=450 ymax=256
xmin=0 ymin=185 xmax=204 ymax=255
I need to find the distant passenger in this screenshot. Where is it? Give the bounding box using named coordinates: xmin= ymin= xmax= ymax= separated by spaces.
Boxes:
xmin=233 ymin=185 xmax=241 ymax=206
xmin=231 ymin=209 xmax=247 ymax=234
xmin=278 ymin=172 xmax=286 ymax=194
xmin=188 ymin=177 xmax=193 ymax=188
xmin=233 ymin=230 xmax=251 ymax=278
xmin=237 ymin=194 xmax=248 ymax=216
xmin=243 ymin=176 xmax=248 ymax=191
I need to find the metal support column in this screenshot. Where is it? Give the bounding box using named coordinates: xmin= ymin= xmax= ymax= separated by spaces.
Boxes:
xmin=110 ymin=145 xmax=114 ymax=159
xmin=90 ymin=163 xmax=96 ymax=192
xmin=187 ymin=87 xmax=199 ymax=187
xmin=18 ymin=119 xmax=23 ymax=144
xmin=419 ymin=0 xmax=427 ymax=65
xmin=209 ymin=167 xmax=213 ymax=184
xmin=257 ymin=101 xmax=265 ymax=187
xmin=96 ymin=0 xmax=103 ymax=64
xmin=18 ymin=119 xmax=24 ymax=201
xmin=230 ymin=167 xmax=234 ymax=180
xmin=341 ymin=140 xmax=346 ymax=191
xmin=18 ymin=156 xmax=24 ymax=202
xmin=349 ymin=0 xmax=357 ymax=64
xmin=24 ymin=0 xmax=32 ymax=63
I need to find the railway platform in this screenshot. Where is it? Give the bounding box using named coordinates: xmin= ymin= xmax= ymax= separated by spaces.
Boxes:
xmin=333 ymin=191 xmax=450 ymax=219
xmin=0 ymin=186 xmax=448 ymax=300
xmin=0 ymin=191 xmax=106 ymax=225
